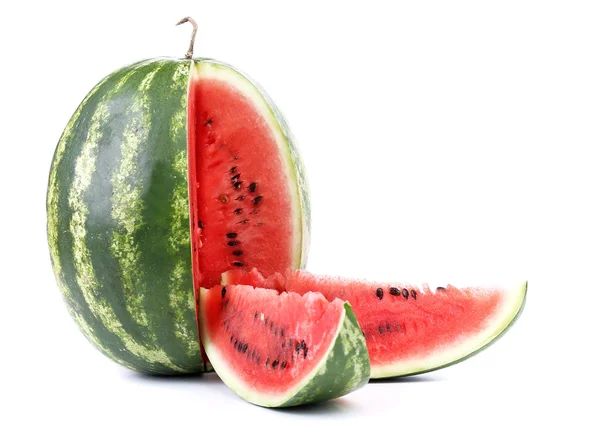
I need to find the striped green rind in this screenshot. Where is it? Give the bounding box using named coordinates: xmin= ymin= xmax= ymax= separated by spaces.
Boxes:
xmin=193 ymin=58 xmax=311 ymax=269
xmin=47 ymin=57 xmax=311 ymax=375
xmin=47 ymin=58 xmax=202 ymax=374
xmin=200 ymin=294 xmax=370 ymax=408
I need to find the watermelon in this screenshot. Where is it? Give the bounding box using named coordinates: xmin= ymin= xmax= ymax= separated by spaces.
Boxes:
xmin=46 ymin=49 xmax=310 ymax=372
xmin=222 ymin=268 xmax=527 ymax=378
xmin=199 ymin=284 xmax=370 ymax=407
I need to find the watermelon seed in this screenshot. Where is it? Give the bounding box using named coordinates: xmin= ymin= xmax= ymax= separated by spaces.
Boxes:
xmin=238 ymin=219 xmax=249 ymax=224
xmin=229 ymin=166 xmax=237 ymax=173
xmin=254 ymin=312 xmax=258 ymax=320
xmin=265 ymin=317 xmax=269 ymax=325
xmin=281 ymin=361 xmax=287 ymax=369
xmin=235 ymin=195 xmax=245 ymax=201
xmin=218 ymin=194 xmax=229 ymax=203
xmin=378 ymin=325 xmax=384 ymax=334
xmin=272 ymin=360 xmax=279 ymax=369
xmin=253 ymin=196 xmax=263 ymax=205
xmin=231 ymin=173 xmax=241 ymax=182
xmin=204 ymin=119 xmax=213 ymax=126
xmin=376 ymin=287 xmax=384 ymax=300
xmin=402 ymin=289 xmax=409 ymax=299
xmin=233 ymin=208 xmax=242 ymax=215
xmin=233 ymin=250 xmax=243 ymax=256
xmin=227 ymin=241 xmax=240 ymax=246
xmin=411 ymin=289 xmax=417 ymax=299
xmin=386 ymin=323 xmax=392 ymax=332
xmin=273 ymin=326 xmax=278 ymax=335
xmin=242 ymin=343 xmax=248 ymax=353
xmin=233 ymin=181 xmax=243 ymax=190
xmin=303 ymin=347 xmax=308 ymax=359
xmin=198 ymin=220 xmax=204 ymax=229
xmin=230 ymin=335 xmax=233 ymax=343
xmin=221 ymin=287 xmax=227 ymax=298
xmin=226 ymin=232 xmax=238 ymax=238
xmin=389 ymin=287 xmax=401 ymax=296
xmin=295 ymin=342 xmax=301 ymax=352
xmin=282 ymin=342 xmax=286 ymax=348
xmin=437 ymin=287 xmax=446 ymax=291
xmin=249 ymin=182 xmax=257 ymax=193
xmin=265 ymin=357 xmax=270 ymax=367
xmin=233 ymin=261 xmax=245 ymax=267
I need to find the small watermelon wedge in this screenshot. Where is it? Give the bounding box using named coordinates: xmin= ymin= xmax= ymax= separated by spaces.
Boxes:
xmin=199 ymin=285 xmax=370 ymax=407
xmin=222 ymin=268 xmax=527 ymax=379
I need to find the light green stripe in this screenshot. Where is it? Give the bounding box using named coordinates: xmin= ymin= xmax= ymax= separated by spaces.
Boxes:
xmin=68 ymin=65 xmax=187 ymax=372
xmin=110 ymin=67 xmax=161 ymax=329
xmin=167 ymin=63 xmax=198 ymax=355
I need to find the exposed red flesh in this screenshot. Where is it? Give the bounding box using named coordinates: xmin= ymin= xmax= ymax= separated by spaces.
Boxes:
xmin=202 ymin=285 xmax=344 ymax=392
xmin=223 ymin=268 xmax=504 ymax=369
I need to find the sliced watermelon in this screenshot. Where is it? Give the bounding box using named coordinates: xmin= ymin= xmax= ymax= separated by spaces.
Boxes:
xmin=222 ymin=268 xmax=527 ymax=378
xmin=199 ymin=285 xmax=370 ymax=407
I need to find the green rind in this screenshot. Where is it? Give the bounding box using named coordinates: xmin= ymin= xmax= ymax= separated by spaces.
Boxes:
xmin=371 ymin=281 xmax=528 ymax=379
xmin=281 ymin=303 xmax=370 ymax=407
xmin=200 ymin=292 xmax=370 ymax=408
xmin=47 ymin=58 xmax=202 ymax=374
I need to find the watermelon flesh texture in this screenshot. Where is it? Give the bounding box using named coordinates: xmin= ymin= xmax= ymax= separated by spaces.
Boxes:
xmin=222 ymin=268 xmax=527 ymax=378
xmin=200 ymin=285 xmax=370 ymax=407
xmin=188 ymin=61 xmax=304 ymax=290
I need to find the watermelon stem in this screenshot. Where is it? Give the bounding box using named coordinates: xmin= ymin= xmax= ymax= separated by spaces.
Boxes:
xmin=176 ymin=16 xmax=198 ymax=59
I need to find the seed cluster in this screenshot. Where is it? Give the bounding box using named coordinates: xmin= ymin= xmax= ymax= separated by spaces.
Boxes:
xmin=375 ymin=286 xmax=418 ymax=300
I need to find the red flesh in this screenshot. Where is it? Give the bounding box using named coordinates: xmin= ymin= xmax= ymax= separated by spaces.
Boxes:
xmin=223 ymin=268 xmax=503 ymax=369
xmin=202 ymin=285 xmax=344 ymax=392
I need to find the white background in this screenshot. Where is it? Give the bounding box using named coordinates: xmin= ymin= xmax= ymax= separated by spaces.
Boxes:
xmin=1 ymin=1 xmax=598 ymax=439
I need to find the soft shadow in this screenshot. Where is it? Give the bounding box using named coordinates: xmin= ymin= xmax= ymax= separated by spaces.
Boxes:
xmin=369 ymin=374 xmax=444 ymax=384
xmin=123 ymin=370 xmax=223 ymax=385
xmin=270 ymin=397 xmax=357 ymax=416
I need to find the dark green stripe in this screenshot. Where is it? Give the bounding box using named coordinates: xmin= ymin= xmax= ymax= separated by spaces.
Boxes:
xmin=135 ymin=61 xmax=201 ymax=371
xmin=54 ymin=61 xmax=151 ymax=370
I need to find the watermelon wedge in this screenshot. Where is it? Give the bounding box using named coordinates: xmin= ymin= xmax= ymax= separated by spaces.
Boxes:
xmin=199 ymin=285 xmax=370 ymax=407
xmin=222 ymin=268 xmax=527 ymax=378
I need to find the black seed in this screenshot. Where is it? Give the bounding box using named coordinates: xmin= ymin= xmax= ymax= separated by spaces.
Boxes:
xmin=233 ymin=208 xmax=242 ymax=215
xmin=264 ymin=317 xmax=269 ymax=325
xmin=227 ymin=241 xmax=239 ymax=246
xmin=235 ymin=195 xmax=245 ymax=201
xmin=230 ymin=166 xmax=237 ymax=173
xmin=249 ymin=182 xmax=257 ymax=193
xmin=221 ymin=287 xmax=227 ymax=298
xmin=230 ymin=335 xmax=233 ymax=343
xmin=231 ymin=173 xmax=241 ymax=182
xmin=254 ymin=312 xmax=258 ymax=320
xmin=376 ymin=287 xmax=384 ymax=300
xmin=378 ymin=325 xmax=384 ymax=334
xmin=198 ymin=220 xmax=204 ymax=229
xmin=238 ymin=219 xmax=249 ymax=224
xmin=253 ymin=196 xmax=263 ymax=205
xmin=237 ymin=343 xmax=243 ymax=353
xmin=300 ymin=340 xmax=306 ymax=349
xmin=281 ymin=361 xmax=287 ymax=369
xmin=411 ymin=289 xmax=417 ymax=299
xmin=204 ymin=119 xmax=213 ymax=126
xmin=234 ymin=181 xmax=243 ymax=190
xmin=437 ymin=286 xmax=446 ymax=291
xmin=389 ymin=287 xmax=401 ymax=296
xmin=282 ymin=342 xmax=286 ymax=348
xmin=386 ymin=323 xmax=392 ymax=332
xmin=232 ymin=250 xmax=243 ymax=256
xmin=234 ymin=339 xmax=238 ymax=347
xmin=242 ymin=343 xmax=248 ymax=353
xmin=280 ymin=328 xmax=285 ymax=337
xmin=295 ymin=342 xmax=301 ymax=352
xmin=273 ymin=326 xmax=278 ymax=335
xmin=233 ymin=261 xmax=244 ymax=267
xmin=303 ymin=347 xmax=308 ymax=359
xmin=272 ymin=360 xmax=279 ymax=369
xmin=226 ymin=232 xmax=237 ymax=239
xmin=265 ymin=357 xmax=270 ymax=367
xmin=402 ymin=288 xmax=409 ymax=299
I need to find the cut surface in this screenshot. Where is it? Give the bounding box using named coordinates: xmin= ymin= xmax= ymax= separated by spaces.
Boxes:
xmin=199 ymin=285 xmax=370 ymax=407
xmin=187 ymin=60 xmax=305 ymax=290
xmin=223 ymin=268 xmax=527 ymax=378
